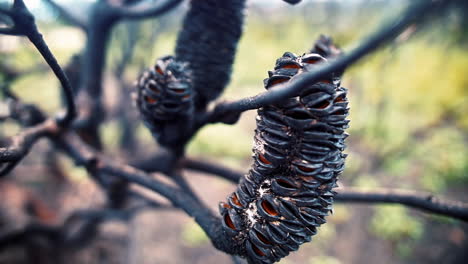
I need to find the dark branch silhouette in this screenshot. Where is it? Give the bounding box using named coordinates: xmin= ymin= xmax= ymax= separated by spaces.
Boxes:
xmin=0 ymin=119 xmax=58 ymax=176
xmin=183 ymin=157 xmax=243 ymax=183
xmin=335 ymin=187 xmax=468 ymax=222
xmin=0 ymin=0 xmax=77 ymax=126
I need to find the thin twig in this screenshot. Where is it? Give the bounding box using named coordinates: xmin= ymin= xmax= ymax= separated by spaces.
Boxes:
xmin=335 ymin=187 xmax=468 ymax=222
xmin=0 ymin=28 xmax=17 ymax=35
xmin=0 ymin=0 xmax=77 ymax=126
xmin=127 ymin=190 xmax=173 ymax=210
xmin=171 ymin=172 xmax=202 ymax=203
xmin=0 ymin=119 xmax=59 ymax=176
xmin=182 ymin=158 xmax=243 ymax=183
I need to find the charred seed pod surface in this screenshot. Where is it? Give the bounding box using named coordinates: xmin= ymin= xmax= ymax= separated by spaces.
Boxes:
xmin=219 ymin=51 xmax=349 ymax=264
xmin=175 ymin=0 xmax=246 ymax=110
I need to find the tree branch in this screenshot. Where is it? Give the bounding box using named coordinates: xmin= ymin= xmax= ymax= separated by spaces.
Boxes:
xmin=56 ymin=132 xmax=240 ymax=254
xmin=0 ymin=27 xmax=19 ymax=35
xmin=0 ymin=119 xmax=59 ymax=176
xmin=42 ymin=0 xmax=88 ymax=30
xmin=182 ymin=157 xmax=243 ymax=183
xmin=0 ymin=6 xmax=14 ymax=16
xmin=335 ymin=187 xmax=468 ymax=222
xmin=180 ymin=158 xmax=468 ymax=222
xmin=113 ymin=0 xmax=183 ymax=20
xmin=201 ymin=0 xmax=453 ymax=125
xmin=0 ymin=0 xmax=77 ymax=126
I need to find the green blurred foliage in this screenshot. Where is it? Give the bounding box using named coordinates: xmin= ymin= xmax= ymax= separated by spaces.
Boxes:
xmin=60 ymin=155 xmax=90 ymax=182
xmin=187 ymin=123 xmax=253 ymax=167
xmin=371 ymin=206 xmax=423 ymax=241
xmin=308 ymin=255 xmax=342 ymax=264
xmin=181 ymin=221 xmax=209 ymax=247
xmin=100 ymin=120 xmax=123 ymax=151
xmin=329 ymin=204 xmax=351 ymax=224
xmin=370 ymin=206 xmax=424 ymax=258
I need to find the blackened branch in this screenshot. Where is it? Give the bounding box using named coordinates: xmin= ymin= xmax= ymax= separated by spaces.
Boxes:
xmin=112 ymin=0 xmax=183 ymax=20
xmin=335 ymin=187 xmax=468 ymax=222
xmin=180 ymin=158 xmax=468 ymax=221
xmin=128 ymin=191 xmax=173 ymax=210
xmin=42 ymin=0 xmax=88 ymax=30
xmin=171 ymin=172 xmax=203 ymax=203
xmin=56 ymin=132 xmax=239 ymax=254
xmin=182 ymin=158 xmax=243 ymax=183
xmin=26 ymin=30 xmax=77 ymax=126
xmin=0 ymin=119 xmax=59 ymax=176
xmin=0 ymin=27 xmax=16 ymax=35
xmin=202 ymin=0 xmax=451 ymax=125
xmin=130 ymin=151 xmax=180 ymax=174
xmin=0 ymin=0 xmax=77 ymax=126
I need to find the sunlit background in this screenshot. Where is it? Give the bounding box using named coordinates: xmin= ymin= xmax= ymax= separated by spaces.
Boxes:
xmin=1 ymin=0 xmax=467 ymax=263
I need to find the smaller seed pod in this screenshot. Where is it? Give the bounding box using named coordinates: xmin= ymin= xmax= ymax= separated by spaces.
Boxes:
xmin=135 ymin=55 xmax=193 ymax=148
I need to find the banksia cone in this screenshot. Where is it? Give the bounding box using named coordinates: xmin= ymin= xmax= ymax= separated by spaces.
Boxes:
xmin=175 ymin=0 xmax=246 ymax=110
xmin=219 ymin=52 xmax=349 ymax=264
xmin=135 ymin=55 xmax=193 ymax=148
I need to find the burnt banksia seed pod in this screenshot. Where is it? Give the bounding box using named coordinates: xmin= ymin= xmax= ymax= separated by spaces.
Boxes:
xmin=135 ymin=55 xmax=193 ymax=148
xmin=219 ymin=52 xmax=349 ymax=264
xmin=175 ymin=0 xmax=246 ymax=110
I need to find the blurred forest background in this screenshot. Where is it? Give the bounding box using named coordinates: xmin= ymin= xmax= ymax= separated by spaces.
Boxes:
xmin=0 ymin=0 xmax=467 ymax=263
